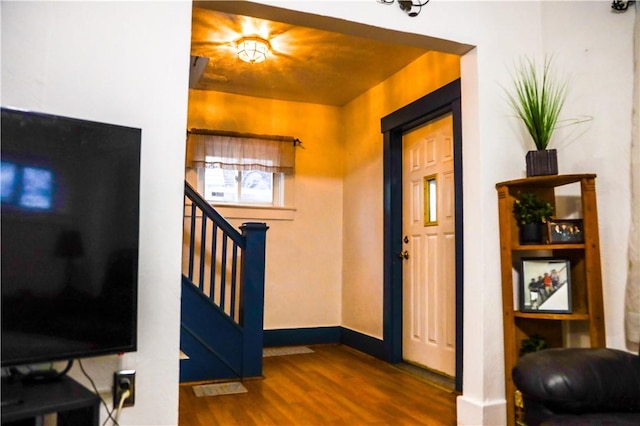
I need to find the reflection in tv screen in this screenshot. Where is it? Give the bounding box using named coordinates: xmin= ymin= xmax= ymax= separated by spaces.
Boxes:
xmin=1 ymin=161 xmax=54 ymax=210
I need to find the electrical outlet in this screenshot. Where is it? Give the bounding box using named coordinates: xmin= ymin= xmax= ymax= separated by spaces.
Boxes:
xmin=113 ymin=369 xmax=136 ymax=409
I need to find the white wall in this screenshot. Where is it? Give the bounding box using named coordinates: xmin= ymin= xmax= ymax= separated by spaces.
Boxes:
xmin=252 ymin=1 xmax=635 ymax=425
xmin=539 ymin=1 xmax=635 ymax=351
xmin=1 ymin=2 xmax=192 ymax=425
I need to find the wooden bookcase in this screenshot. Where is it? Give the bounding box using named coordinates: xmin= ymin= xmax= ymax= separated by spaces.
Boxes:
xmin=495 ymin=174 xmax=606 ymax=426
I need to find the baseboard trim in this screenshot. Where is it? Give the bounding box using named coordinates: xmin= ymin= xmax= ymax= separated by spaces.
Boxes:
xmin=340 ymin=327 xmax=385 ymax=360
xmin=262 ymin=327 xmax=385 ymax=360
xmin=456 ymin=394 xmax=506 ymax=426
xmin=263 ymin=326 xmax=340 ymax=347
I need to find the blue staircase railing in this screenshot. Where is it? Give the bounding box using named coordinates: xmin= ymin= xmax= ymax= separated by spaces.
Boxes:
xmin=181 ymin=181 xmax=268 ymax=381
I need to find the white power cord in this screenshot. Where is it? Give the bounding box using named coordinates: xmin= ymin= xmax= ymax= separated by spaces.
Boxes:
xmin=78 ymin=359 xmax=122 ymax=426
xmin=114 ymin=389 xmax=131 ymax=425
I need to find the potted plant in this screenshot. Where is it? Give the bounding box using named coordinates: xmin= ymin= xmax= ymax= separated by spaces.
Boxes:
xmin=519 ymin=335 xmax=548 ymax=357
xmin=505 ymin=56 xmax=568 ymax=177
xmin=512 ymin=192 xmax=554 ymax=244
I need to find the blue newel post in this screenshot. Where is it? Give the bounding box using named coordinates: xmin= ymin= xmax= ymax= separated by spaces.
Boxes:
xmin=240 ymin=222 xmax=269 ymax=377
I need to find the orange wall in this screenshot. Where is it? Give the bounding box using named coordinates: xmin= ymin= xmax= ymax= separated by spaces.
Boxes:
xmin=187 ymin=90 xmax=344 ymax=329
xmin=341 ymin=51 xmax=460 ymax=337
xmin=186 ymin=50 xmax=460 ymax=332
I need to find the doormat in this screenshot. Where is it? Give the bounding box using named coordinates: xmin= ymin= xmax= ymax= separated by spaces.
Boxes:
xmin=192 ymin=382 xmax=248 ymax=397
xmin=263 ymin=346 xmax=315 ymax=357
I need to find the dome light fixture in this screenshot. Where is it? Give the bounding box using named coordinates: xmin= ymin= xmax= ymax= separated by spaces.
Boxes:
xmin=236 ymin=36 xmax=270 ymax=64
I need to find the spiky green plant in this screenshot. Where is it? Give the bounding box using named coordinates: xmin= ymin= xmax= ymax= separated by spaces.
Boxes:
xmin=506 ymin=57 xmax=568 ymax=150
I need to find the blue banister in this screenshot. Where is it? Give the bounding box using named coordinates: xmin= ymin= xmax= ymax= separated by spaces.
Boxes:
xmin=239 ymin=222 xmax=268 ymax=377
xmin=184 ymin=182 xmax=244 ymax=246
xmin=181 ymin=181 xmax=268 ymax=380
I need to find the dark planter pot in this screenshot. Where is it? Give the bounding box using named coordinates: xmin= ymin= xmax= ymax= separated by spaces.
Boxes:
xmin=519 ymin=223 xmax=544 ymax=245
xmin=526 ymin=149 xmax=558 ymax=177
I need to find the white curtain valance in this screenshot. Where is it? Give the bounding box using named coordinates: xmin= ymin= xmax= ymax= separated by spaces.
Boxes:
xmin=186 ymin=129 xmax=298 ymax=174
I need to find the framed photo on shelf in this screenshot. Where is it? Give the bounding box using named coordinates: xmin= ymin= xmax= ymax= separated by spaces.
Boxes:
xmin=519 ymin=258 xmax=572 ymax=313
xmin=547 ymin=219 xmax=584 ymax=244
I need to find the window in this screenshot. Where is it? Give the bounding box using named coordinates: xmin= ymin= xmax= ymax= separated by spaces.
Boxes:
xmin=202 ymin=159 xmax=283 ymax=206
xmin=186 ymin=130 xmax=297 ymax=215
xmin=423 ymin=174 xmax=437 ymax=226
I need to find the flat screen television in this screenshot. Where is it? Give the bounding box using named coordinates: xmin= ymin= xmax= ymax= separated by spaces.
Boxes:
xmin=1 ymin=107 xmax=140 ymax=368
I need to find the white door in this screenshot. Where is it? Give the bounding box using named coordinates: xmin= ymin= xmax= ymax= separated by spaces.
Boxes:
xmin=401 ymin=113 xmax=456 ymax=377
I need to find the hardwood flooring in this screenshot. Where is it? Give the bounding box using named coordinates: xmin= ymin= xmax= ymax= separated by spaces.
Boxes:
xmin=178 ymin=345 xmax=457 ymax=426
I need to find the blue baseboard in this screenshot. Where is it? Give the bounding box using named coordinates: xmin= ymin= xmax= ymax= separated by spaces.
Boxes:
xmin=264 ymin=326 xmax=341 ymax=347
xmin=263 ymin=326 xmax=385 ymax=361
xmin=340 ymin=327 xmax=386 ymax=360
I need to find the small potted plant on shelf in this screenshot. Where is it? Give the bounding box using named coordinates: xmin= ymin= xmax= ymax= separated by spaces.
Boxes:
xmin=512 ymin=192 xmax=554 ymax=244
xmin=519 ymin=335 xmax=548 ymax=357
xmin=505 ymin=56 xmax=568 ymax=177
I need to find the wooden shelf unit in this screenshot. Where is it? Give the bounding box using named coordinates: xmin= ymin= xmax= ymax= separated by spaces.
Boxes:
xmin=495 ymin=174 xmax=606 ymax=426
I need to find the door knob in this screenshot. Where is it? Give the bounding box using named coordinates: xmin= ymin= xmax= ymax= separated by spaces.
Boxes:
xmin=399 ymin=250 xmax=410 ymax=260
xmin=403 ymin=236 xmax=409 ymax=244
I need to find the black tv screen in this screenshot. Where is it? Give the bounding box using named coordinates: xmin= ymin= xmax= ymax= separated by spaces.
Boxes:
xmin=1 ymin=107 xmax=140 ymax=367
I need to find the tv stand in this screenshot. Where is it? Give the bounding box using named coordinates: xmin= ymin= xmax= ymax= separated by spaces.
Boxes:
xmin=1 ymin=376 xmax=99 ymax=426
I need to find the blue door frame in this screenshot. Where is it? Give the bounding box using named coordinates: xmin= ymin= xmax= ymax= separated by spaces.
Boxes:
xmin=380 ymin=79 xmax=464 ymax=392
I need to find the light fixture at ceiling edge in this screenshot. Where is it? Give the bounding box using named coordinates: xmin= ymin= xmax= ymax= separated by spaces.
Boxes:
xmin=611 ymin=0 xmax=635 ymax=11
xmin=378 ymin=0 xmax=430 ymax=17
xmin=236 ymin=37 xmax=271 ymax=64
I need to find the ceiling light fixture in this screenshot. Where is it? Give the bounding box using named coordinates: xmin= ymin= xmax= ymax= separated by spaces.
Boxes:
xmin=378 ymin=0 xmax=430 ymax=17
xmin=611 ymin=0 xmax=635 ymax=12
xmin=236 ymin=37 xmax=270 ymax=64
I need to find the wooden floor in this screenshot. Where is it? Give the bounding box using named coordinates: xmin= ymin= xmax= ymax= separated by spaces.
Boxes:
xmin=178 ymin=345 xmax=457 ymax=426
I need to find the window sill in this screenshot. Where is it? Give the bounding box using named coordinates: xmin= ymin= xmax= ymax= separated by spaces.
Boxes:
xmin=212 ymin=204 xmax=296 ymax=221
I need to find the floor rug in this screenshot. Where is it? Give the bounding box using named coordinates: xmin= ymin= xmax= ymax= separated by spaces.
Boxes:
xmin=192 ymin=382 xmax=248 ymax=397
xmin=263 ymin=346 xmax=315 ymax=357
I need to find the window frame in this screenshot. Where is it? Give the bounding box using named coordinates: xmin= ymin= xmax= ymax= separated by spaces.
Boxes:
xmin=195 ymin=167 xmax=296 ymax=221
